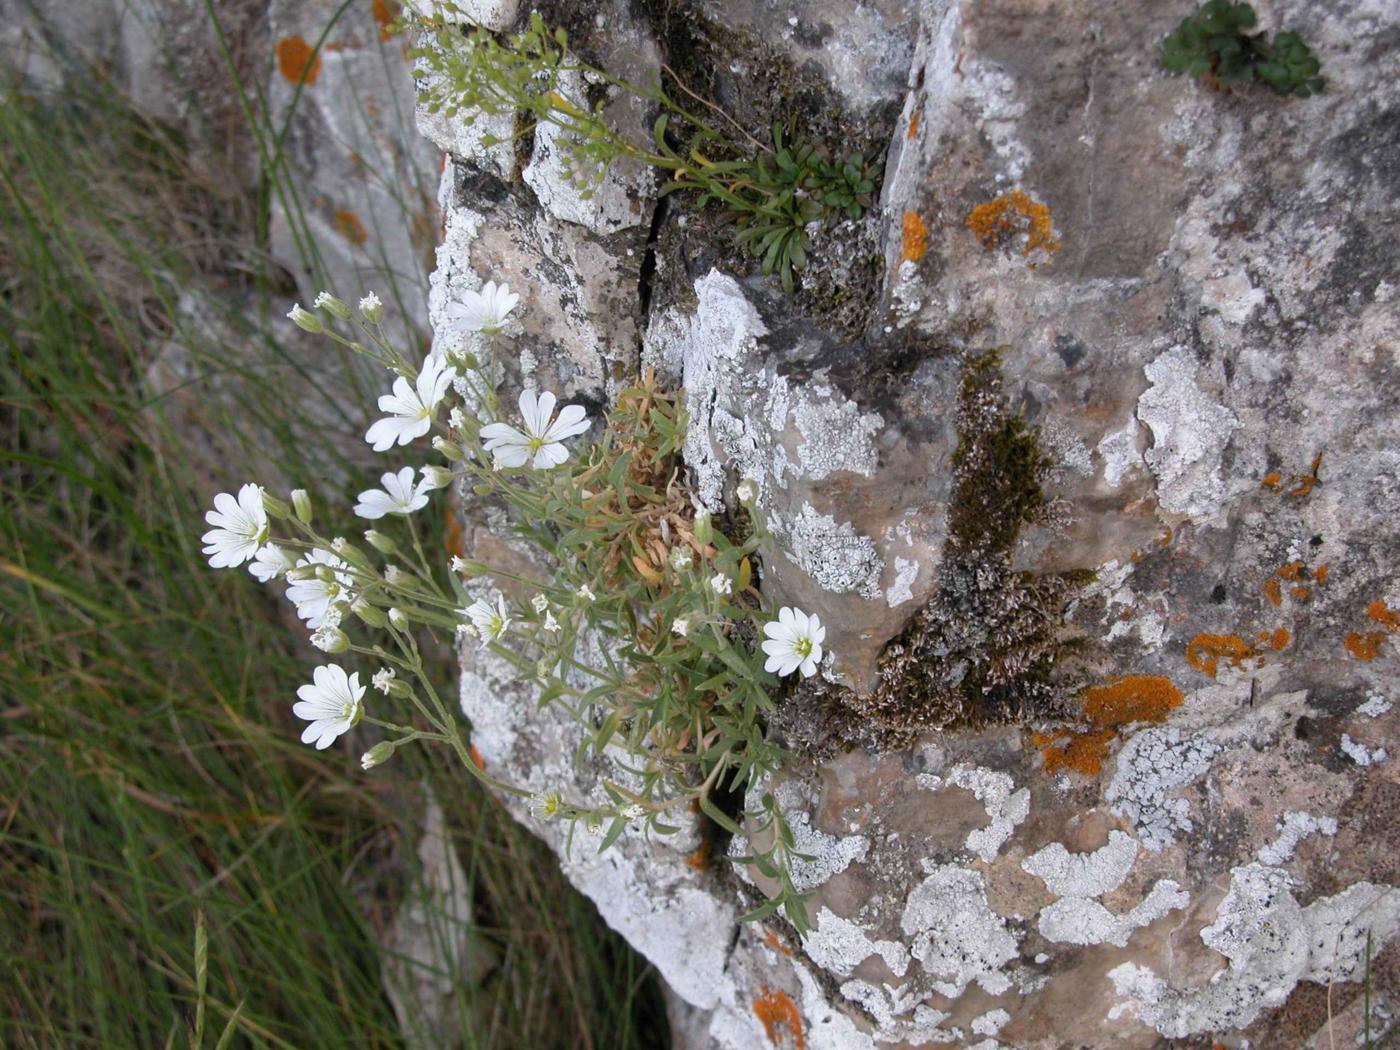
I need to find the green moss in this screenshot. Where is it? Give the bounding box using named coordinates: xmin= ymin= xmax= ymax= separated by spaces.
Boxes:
xmin=844 ymin=348 xmax=1087 ymax=740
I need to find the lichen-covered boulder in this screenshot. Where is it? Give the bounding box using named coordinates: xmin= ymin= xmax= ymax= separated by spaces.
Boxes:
xmin=424 ymin=0 xmax=1400 ymax=1045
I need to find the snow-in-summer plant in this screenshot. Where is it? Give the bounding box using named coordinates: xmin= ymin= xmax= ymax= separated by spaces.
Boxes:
xmin=202 ymin=285 xmax=828 ymax=931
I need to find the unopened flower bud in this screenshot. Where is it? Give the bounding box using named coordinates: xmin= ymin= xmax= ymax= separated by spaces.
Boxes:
xmin=260 ymin=490 xmax=290 ymax=519
xmin=358 ymin=292 xmax=384 ymax=324
xmin=310 ymin=625 xmax=349 ymax=653
xmin=736 ymin=478 xmax=759 ymax=505
xmin=432 ymin=436 xmax=464 ymax=461
xmin=291 ymin=488 xmax=312 ymax=524
xmin=421 ymin=465 xmax=455 ymax=490
xmin=364 ymin=530 xmax=397 ymax=555
xmin=287 ymin=303 xmax=323 ymax=333
xmin=352 ymin=600 xmax=388 ymax=629
xmin=315 ymin=565 xmax=337 ymax=583
xmin=361 ymin=740 xmax=396 ymax=771
xmin=388 ymin=607 xmax=408 ymax=630
xmin=693 ymin=511 xmax=713 ymax=545
xmin=313 ymin=291 xmax=352 ymax=320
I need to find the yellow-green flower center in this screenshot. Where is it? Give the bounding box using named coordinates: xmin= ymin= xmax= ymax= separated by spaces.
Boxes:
xmin=794 ymin=638 xmax=813 ymax=658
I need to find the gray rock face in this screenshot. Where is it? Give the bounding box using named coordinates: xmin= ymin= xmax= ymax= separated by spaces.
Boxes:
xmin=422 ymin=0 xmax=1400 ymax=1046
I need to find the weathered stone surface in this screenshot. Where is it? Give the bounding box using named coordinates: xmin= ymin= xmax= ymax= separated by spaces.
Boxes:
xmin=422 ymin=0 xmax=1400 ymax=1045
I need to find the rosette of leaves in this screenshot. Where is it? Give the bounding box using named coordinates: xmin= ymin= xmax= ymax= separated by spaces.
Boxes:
xmin=1161 ymin=0 xmax=1324 ymax=97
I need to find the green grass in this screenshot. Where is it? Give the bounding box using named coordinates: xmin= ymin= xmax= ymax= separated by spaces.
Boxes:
xmin=0 ymin=22 xmax=666 ymax=1050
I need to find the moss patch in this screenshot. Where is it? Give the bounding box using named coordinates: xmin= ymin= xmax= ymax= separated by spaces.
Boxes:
xmin=846 ymin=349 xmax=1088 ymax=740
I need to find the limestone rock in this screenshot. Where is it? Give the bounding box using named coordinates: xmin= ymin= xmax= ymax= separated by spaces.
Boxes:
xmin=423 ymin=0 xmax=1400 ymax=1046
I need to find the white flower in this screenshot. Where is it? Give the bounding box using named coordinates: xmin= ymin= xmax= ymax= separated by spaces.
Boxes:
xmin=462 ymin=594 xmax=512 ymax=644
xmin=672 ymin=617 xmax=690 ymax=637
xmin=621 ymin=804 xmax=646 ymax=822
xmin=249 ymin=543 xmax=294 ymax=582
xmin=710 ymin=572 xmax=732 ymax=595
xmin=577 ymin=584 xmax=596 ymax=602
xmin=736 ymin=478 xmax=759 ymax=504
xmin=455 ymin=622 xmax=478 ymax=641
xmin=531 ymin=594 xmax=549 ymax=613
xmin=313 ymin=291 xmax=334 ymax=309
xmin=528 ymin=790 xmax=562 ymax=820
xmin=293 ymin=665 xmax=364 ymax=750
xmin=450 ymin=556 xmax=469 ymax=574
xmin=761 ymin=606 xmax=826 ymax=678
xmin=286 ymin=548 xmax=354 ymax=629
xmin=384 ymin=565 xmax=404 ymax=583
xmin=479 ymin=389 xmax=590 ymax=470
xmin=669 ymin=547 xmax=693 ymax=571
xmin=354 ymin=466 xmax=432 ymax=520
xmin=449 ymin=407 xmax=467 ymax=431
xmin=543 ymin=611 xmax=560 ymax=633
xmin=364 ymin=355 xmax=457 ymax=451
xmin=447 ymin=280 xmax=519 ymax=335
xmin=358 ymin=292 xmax=383 ymax=322
xmin=201 ymin=484 xmax=269 ymax=568
xmin=371 ymin=667 xmax=396 ymax=694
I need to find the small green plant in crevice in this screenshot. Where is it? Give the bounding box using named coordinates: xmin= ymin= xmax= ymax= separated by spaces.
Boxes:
xmin=406 ymin=8 xmax=880 ymax=293
xmin=213 ymin=287 xmax=828 ymax=933
xmin=1162 ymin=1 xmax=1324 ymax=97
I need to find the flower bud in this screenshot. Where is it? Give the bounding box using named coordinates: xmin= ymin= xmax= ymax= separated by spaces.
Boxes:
xmin=286 ymin=564 xmax=317 ymax=582
xmin=313 ymin=291 xmax=352 ymax=320
xmin=357 ymin=292 xmax=384 ymax=324
xmin=421 ymin=465 xmax=455 ymax=490
xmin=361 ymin=740 xmax=396 ymax=771
xmin=457 ymin=558 xmax=490 ymax=577
xmin=693 ymin=511 xmax=712 ymax=545
xmin=260 ymin=490 xmax=290 ymax=519
xmin=315 ymin=565 xmax=337 ymax=583
xmin=352 ymin=600 xmax=389 ymax=629
xmin=669 ymin=547 xmax=693 ymax=572
xmin=310 ymin=625 xmax=349 ymax=653
xmin=364 ymin=530 xmax=398 ymax=555
xmin=287 ymin=303 xmax=323 ymax=333
xmin=432 ymin=436 xmax=464 ymax=461
xmin=388 ymin=607 xmax=408 ymax=630
xmin=736 ymin=478 xmax=759 ymax=505
xmin=291 ymin=488 xmax=312 ymax=524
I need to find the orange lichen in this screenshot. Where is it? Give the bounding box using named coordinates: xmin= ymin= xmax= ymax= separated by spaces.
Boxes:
xmin=1263 ymin=578 xmax=1283 ymax=607
xmin=1277 ymin=561 xmax=1306 ymax=580
xmin=276 ymin=36 xmax=322 ymax=85
xmin=1185 ymin=633 xmax=1256 ymax=678
xmin=683 ymin=839 xmax=711 ymax=871
xmin=763 ymin=929 xmax=794 ymax=957
xmin=1263 ymin=627 xmax=1291 ymax=651
xmin=1082 ymin=675 xmax=1185 ymax=727
xmin=468 ymin=743 xmax=486 ymax=771
xmin=1345 ymin=632 xmax=1385 ymax=661
xmin=372 ymin=0 xmax=400 ymax=41
xmin=1159 ymin=525 xmax=1174 ymax=546
xmin=1288 ymin=453 xmax=1324 ymax=496
xmin=754 ymin=987 xmax=805 ymax=1049
xmin=1037 ymin=675 xmax=1184 ymax=777
xmin=443 ymin=511 xmax=466 ymax=558
xmin=1367 ymin=600 xmax=1400 ymax=631
xmin=1316 ymin=564 xmax=1330 ymax=584
xmin=901 ymin=211 xmax=928 ymax=262
xmin=1262 ymin=471 xmax=1283 ymax=490
xmin=966 ymin=189 xmax=1061 ymax=256
xmin=1037 ymin=728 xmax=1117 ymax=776
xmin=334 ymin=209 xmax=369 ymax=245
xmin=906 ymin=110 xmax=922 ymax=139
xmin=1289 ymin=586 xmax=1313 ymax=601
